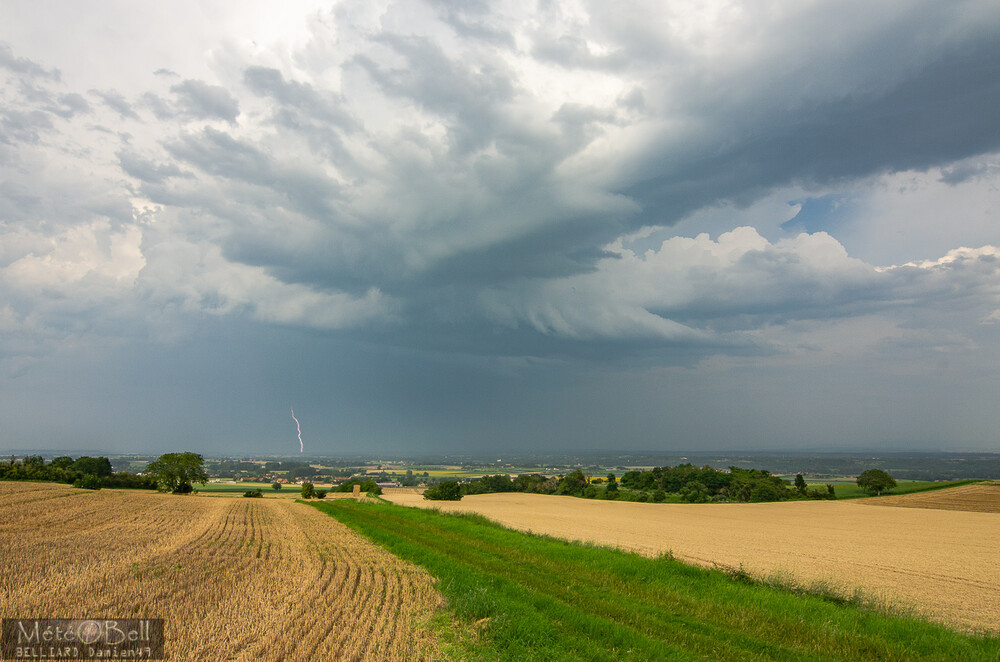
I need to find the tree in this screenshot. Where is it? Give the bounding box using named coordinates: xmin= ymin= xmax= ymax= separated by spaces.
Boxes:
xmin=51 ymin=456 xmax=74 ymax=470
xmin=272 ymin=482 xmax=282 ymax=490
xmin=146 ymin=452 xmax=207 ymax=494
xmin=856 ymin=469 xmax=896 ymax=496
xmin=794 ymin=473 xmax=807 ymax=495
xmin=680 ymin=480 xmax=709 ymax=503
xmin=424 ymin=481 xmax=462 ymax=501
xmin=301 ymin=482 xmax=315 ymax=499
xmin=556 ymin=470 xmax=588 ymax=496
xmin=73 ymin=456 xmax=113 ymax=477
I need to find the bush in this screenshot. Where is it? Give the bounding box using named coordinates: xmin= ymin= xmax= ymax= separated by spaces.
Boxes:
xmin=243 ymin=489 xmax=263 ymax=498
xmin=635 ymin=491 xmax=649 ymax=502
xmin=73 ymin=475 xmax=102 ymax=490
xmin=272 ymin=482 xmax=282 ymax=490
xmin=652 ymin=489 xmax=667 ymax=503
xmin=583 ymin=485 xmax=598 ymax=499
xmin=424 ymin=481 xmax=463 ymax=501
xmin=314 ymin=489 xmax=327 ymax=499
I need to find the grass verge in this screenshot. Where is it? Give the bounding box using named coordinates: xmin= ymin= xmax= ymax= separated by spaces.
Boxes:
xmin=307 ymin=499 xmax=999 ymax=661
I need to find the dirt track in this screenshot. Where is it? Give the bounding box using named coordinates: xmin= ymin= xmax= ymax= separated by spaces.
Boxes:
xmin=385 ymin=487 xmax=1000 ymax=633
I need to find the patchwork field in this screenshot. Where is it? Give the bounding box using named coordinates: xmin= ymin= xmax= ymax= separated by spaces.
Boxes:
xmin=855 ymin=482 xmax=1000 ymax=513
xmin=0 ymin=482 xmax=442 ymax=660
xmin=385 ymin=486 xmax=1000 ymax=633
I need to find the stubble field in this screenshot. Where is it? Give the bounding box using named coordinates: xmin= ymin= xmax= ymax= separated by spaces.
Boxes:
xmin=0 ymin=482 xmax=443 ymax=661
xmin=385 ymin=484 xmax=1000 ymax=633
xmin=854 ymin=482 xmax=1000 ymax=513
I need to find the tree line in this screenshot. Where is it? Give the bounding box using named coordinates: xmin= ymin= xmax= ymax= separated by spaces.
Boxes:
xmin=0 ymin=455 xmax=157 ymax=490
xmin=425 ymin=465 xmax=838 ymax=502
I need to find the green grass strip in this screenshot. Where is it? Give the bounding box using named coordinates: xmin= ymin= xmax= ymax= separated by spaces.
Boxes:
xmin=830 ymin=479 xmax=982 ymax=500
xmin=307 ymin=500 xmax=999 ymax=661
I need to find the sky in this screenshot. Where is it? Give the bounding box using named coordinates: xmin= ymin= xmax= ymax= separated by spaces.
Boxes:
xmin=1 ymin=0 xmax=999 ymax=456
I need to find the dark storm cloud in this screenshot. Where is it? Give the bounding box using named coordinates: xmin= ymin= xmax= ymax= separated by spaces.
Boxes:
xmin=621 ymin=26 xmax=1000 ymax=228
xmin=115 ymin=0 xmax=999 ymax=351
xmin=169 ymin=79 xmax=240 ymax=124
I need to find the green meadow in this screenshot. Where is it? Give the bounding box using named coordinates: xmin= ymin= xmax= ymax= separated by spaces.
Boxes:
xmin=813 ymin=478 xmax=980 ymax=500
xmin=309 ymin=499 xmax=999 ymax=661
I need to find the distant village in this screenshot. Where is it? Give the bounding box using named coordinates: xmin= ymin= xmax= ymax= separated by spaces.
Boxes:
xmin=204 ymin=458 xmax=426 ymax=489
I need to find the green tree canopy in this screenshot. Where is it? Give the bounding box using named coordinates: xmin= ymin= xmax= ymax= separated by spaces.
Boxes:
xmin=856 ymin=469 xmax=897 ymax=496
xmin=424 ymin=481 xmax=462 ymax=501
xmin=72 ymin=456 xmax=113 ymax=477
xmin=794 ymin=473 xmax=807 ymax=494
xmin=556 ymin=470 xmax=588 ymax=496
xmin=50 ymin=456 xmax=74 ymax=470
xmin=146 ymin=452 xmax=207 ymax=494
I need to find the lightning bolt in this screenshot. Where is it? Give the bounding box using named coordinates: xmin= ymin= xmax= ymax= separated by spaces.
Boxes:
xmin=291 ymin=406 xmax=303 ymax=453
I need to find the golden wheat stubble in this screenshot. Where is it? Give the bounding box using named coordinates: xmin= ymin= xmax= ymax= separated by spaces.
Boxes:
xmin=0 ymin=483 xmax=444 ymax=660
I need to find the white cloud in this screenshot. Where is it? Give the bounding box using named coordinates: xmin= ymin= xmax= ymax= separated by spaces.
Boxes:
xmin=481 ymin=227 xmax=1000 ymax=360
xmin=2 ymin=220 xmax=144 ymax=300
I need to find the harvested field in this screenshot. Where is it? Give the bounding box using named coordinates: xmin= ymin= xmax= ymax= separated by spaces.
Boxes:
xmin=0 ymin=482 xmax=443 ymax=660
xmin=384 ymin=488 xmax=1000 ymax=634
xmin=855 ymin=482 xmax=1000 ymax=513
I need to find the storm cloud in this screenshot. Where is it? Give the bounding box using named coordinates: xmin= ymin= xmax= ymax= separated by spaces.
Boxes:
xmin=0 ymin=0 xmax=998 ymax=454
